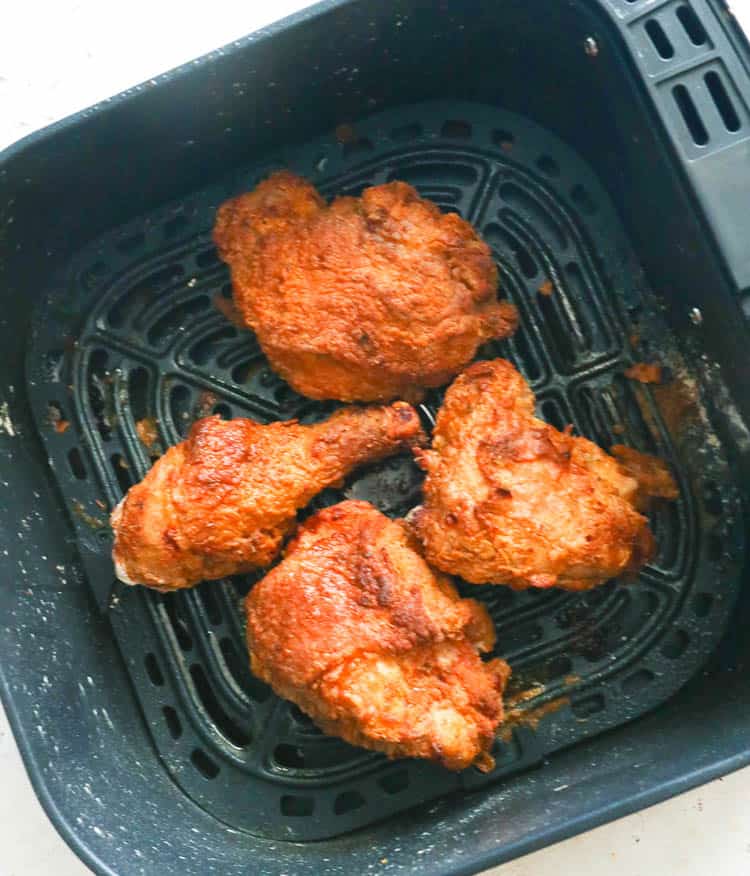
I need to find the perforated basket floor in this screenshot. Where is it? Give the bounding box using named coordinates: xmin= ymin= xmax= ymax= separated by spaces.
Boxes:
xmin=26 ymin=101 xmax=744 ymax=841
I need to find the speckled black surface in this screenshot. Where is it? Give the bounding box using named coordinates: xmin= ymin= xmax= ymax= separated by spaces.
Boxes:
xmin=2 ymin=0 xmax=750 ymax=872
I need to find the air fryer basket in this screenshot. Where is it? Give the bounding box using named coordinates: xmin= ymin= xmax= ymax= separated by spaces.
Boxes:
xmin=2 ymin=0 xmax=750 ymax=873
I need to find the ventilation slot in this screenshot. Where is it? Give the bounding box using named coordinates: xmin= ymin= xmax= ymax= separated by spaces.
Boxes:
xmin=163 ymin=706 xmax=183 ymax=739
xmin=540 ymin=399 xmax=565 ymax=431
xmin=333 ymin=790 xmax=366 ymax=815
xmin=673 ymin=84 xmax=709 ymax=145
xmin=199 ymin=587 xmax=223 ymax=625
xmin=163 ymin=597 xmax=193 ymax=651
xmin=213 ymin=403 xmax=232 ymax=419
xmin=570 ymin=184 xmax=596 ymax=214
xmin=190 ymin=663 xmax=251 ymax=747
xmin=128 ymin=367 xmax=150 ymax=423
xmin=169 ymin=384 xmax=192 ymax=435
xmin=503 ymin=323 xmax=542 ymax=384
xmin=645 ymin=18 xmax=674 ymax=59
xmin=622 ymin=668 xmax=655 ymax=694
xmin=378 ymin=769 xmax=410 ymax=795
xmin=704 ymin=71 xmax=741 ymax=132
xmin=545 ymin=654 xmax=574 ymax=680
xmin=489 ymin=225 xmax=537 ymax=279
xmin=191 ymin=748 xmax=220 ymax=779
xmin=219 ymin=636 xmax=270 ymax=702
xmin=144 ymin=653 xmax=165 ymax=686
xmin=499 ymin=184 xmax=566 ymax=249
xmin=389 ymin=162 xmax=478 ymax=188
xmin=661 ymin=628 xmax=690 ymax=659
xmin=111 ymin=453 xmax=133 ymax=495
xmin=68 ymin=447 xmax=87 ymax=480
xmin=87 ymin=349 xmax=114 ymax=440
xmin=676 ymin=4 xmax=708 ymax=45
xmin=274 ymin=744 xmax=305 ymax=768
xmin=147 ymin=295 xmax=210 ymax=347
xmin=189 ymin=327 xmax=238 ymax=366
xmin=571 ymin=693 xmax=605 ymax=718
xmin=281 ymin=795 xmax=314 ymax=817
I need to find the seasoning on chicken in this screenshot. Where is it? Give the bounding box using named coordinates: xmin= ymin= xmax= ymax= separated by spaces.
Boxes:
xmin=246 ymin=500 xmax=510 ymax=771
xmin=412 ymin=359 xmax=678 ymax=592
xmin=214 ymin=171 xmax=518 ymax=403
xmin=111 ymin=403 xmax=423 ymax=590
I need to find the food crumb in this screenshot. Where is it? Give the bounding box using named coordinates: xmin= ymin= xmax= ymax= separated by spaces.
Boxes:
xmin=335 ymin=123 xmax=356 ymax=144
xmin=612 ymin=423 xmax=626 ymax=435
xmin=47 ymin=402 xmax=68 ymax=433
xmin=95 ymin=499 xmax=107 ymax=510
xmin=136 ymin=417 xmax=159 ymax=448
xmin=538 ymin=279 xmax=554 ymax=297
xmin=625 ymin=362 xmax=662 ymax=384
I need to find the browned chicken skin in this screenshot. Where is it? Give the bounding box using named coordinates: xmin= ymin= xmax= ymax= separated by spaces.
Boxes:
xmin=111 ymin=404 xmax=423 ymax=590
xmin=213 ymin=171 xmax=518 ymax=403
xmin=413 ymin=359 xmax=678 ymax=591
xmin=246 ymin=500 xmax=510 ymax=771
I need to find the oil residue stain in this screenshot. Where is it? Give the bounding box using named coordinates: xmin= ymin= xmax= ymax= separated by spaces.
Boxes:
xmin=499 ymin=683 xmax=570 ymax=741
xmin=651 ymin=375 xmax=702 ymax=440
xmin=72 ymin=499 xmax=107 ymax=531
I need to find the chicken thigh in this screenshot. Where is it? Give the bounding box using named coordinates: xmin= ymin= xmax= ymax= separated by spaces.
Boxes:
xmin=246 ymin=500 xmax=510 ymax=771
xmin=214 ymin=171 xmax=517 ymax=403
xmin=413 ymin=359 xmax=678 ymax=591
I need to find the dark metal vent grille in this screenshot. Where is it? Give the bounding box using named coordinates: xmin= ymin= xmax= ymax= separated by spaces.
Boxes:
xmin=26 ymin=102 xmax=744 ymax=841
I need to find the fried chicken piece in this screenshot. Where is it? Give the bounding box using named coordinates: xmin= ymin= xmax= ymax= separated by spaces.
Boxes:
xmin=214 ymin=171 xmax=518 ymax=403
xmin=246 ymin=500 xmax=510 ymax=771
xmin=412 ymin=359 xmax=678 ymax=591
xmin=111 ymin=403 xmax=423 ymax=590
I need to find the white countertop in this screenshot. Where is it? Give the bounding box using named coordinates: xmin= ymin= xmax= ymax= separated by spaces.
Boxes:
xmin=2 ymin=2 xmax=750 ymax=874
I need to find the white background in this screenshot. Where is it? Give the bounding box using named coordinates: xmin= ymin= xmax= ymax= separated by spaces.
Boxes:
xmin=2 ymin=2 xmax=750 ymax=874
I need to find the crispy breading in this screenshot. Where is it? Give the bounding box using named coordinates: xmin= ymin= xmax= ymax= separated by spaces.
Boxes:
xmin=214 ymin=171 xmax=517 ymax=402
xmin=111 ymin=404 xmax=423 ymax=590
xmin=246 ymin=500 xmax=510 ymax=771
xmin=413 ymin=359 xmax=677 ymax=591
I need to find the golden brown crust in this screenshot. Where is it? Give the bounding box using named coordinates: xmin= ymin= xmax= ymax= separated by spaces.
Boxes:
xmin=111 ymin=403 xmax=424 ymax=590
xmin=609 ymin=444 xmax=679 ymax=510
xmin=246 ymin=500 xmax=509 ymax=771
xmin=413 ymin=359 xmax=677 ymax=591
xmin=213 ymin=171 xmax=518 ymax=402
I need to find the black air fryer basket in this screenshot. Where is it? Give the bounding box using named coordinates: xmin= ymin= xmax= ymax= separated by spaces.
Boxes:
xmin=2 ymin=1 xmax=750 ymax=874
